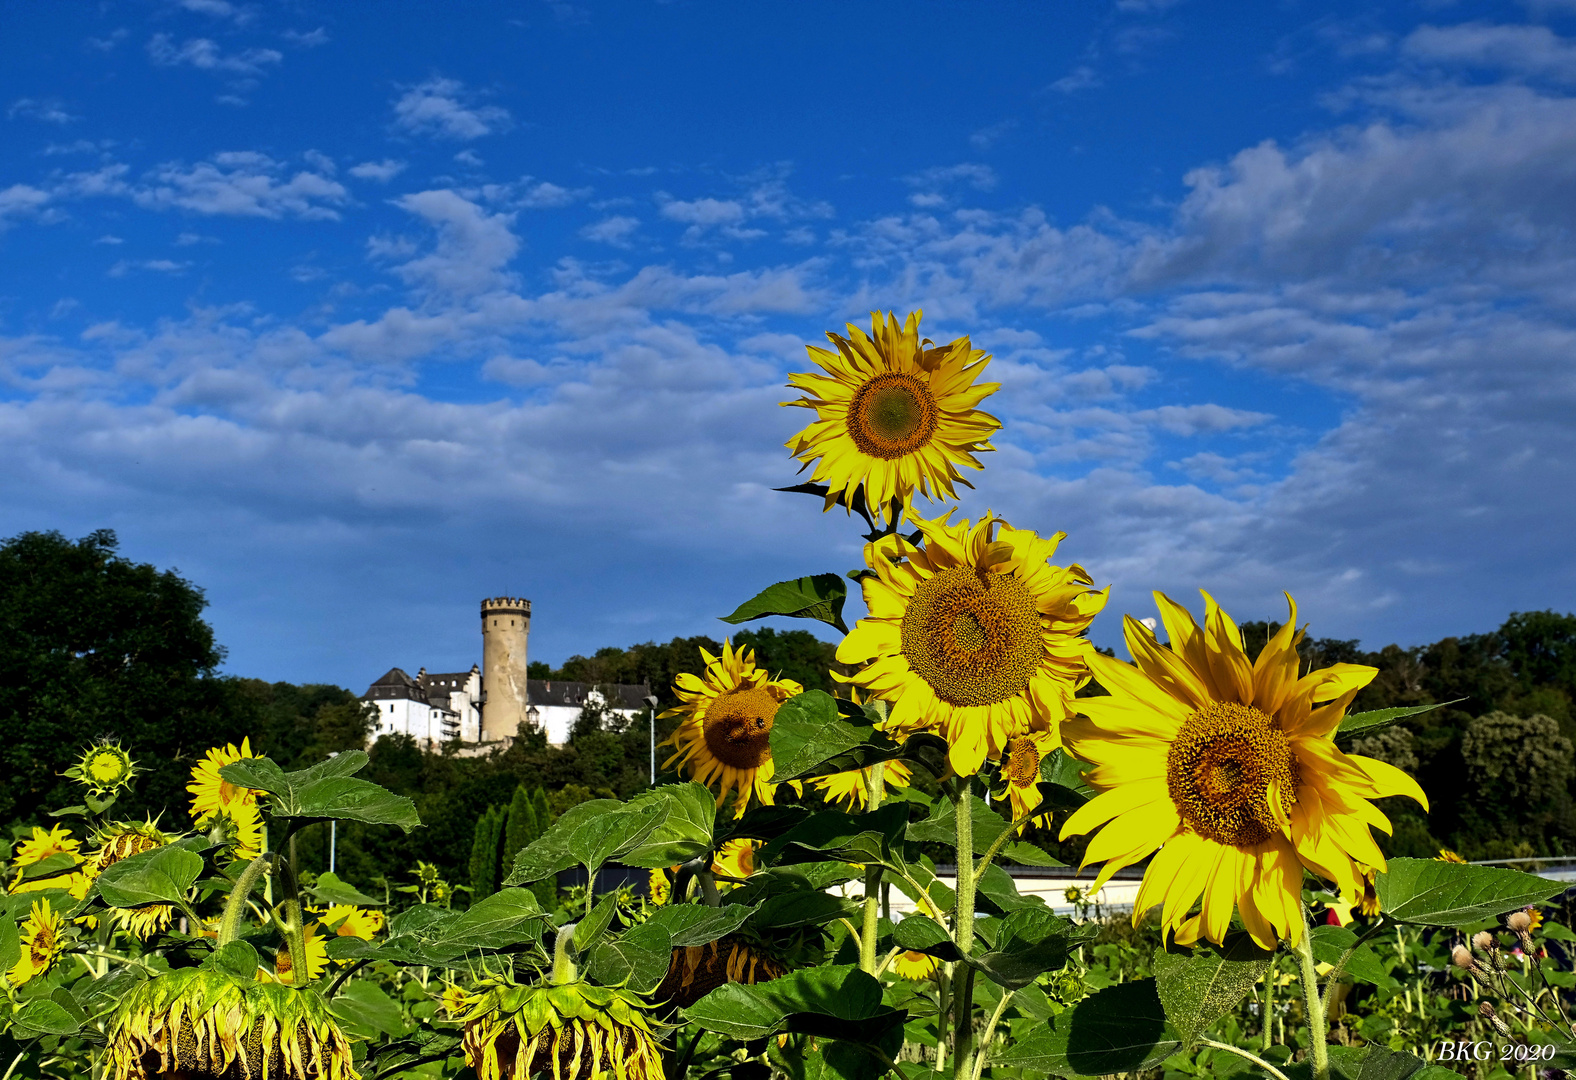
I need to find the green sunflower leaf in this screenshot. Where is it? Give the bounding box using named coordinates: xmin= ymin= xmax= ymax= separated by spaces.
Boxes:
xmin=1310 ymin=925 xmax=1391 ymax=986
xmin=503 ymin=798 xmax=666 ymax=885
xmin=1153 ymin=933 xmax=1274 ymax=1050
xmin=908 ymin=796 xmax=1064 ymax=867
xmin=969 ymin=907 xmax=1091 ymax=990
xmin=220 ymin=751 xmax=420 ymax=832
xmin=0 ymin=914 xmax=18 ymax=978
xmin=768 ymin=691 xmax=890 ymax=781
xmin=891 ymin=914 xmax=961 ymax=961
xmin=1376 ymin=858 xmax=1565 ymax=926
xmin=1335 ymin=699 xmax=1462 ymax=742
xmin=11 ymin=997 xmax=82 ymax=1037
xmin=643 ymin=903 xmax=754 ymax=948
xmin=95 ymin=844 xmax=203 ymax=908
xmin=993 ymin=979 xmax=1181 ymax=1077
xmin=306 ymin=871 xmax=382 ymax=907
xmin=614 ymin=783 xmax=717 ymax=868
xmin=721 ymin=574 xmax=849 ymax=633
xmin=681 ymin=964 xmax=905 ymax=1044
xmin=585 ymin=920 xmax=673 ymax=994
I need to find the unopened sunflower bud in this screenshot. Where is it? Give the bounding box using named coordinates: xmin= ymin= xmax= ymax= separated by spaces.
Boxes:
xmin=1508 ymin=910 xmax=1533 ymax=933
xmin=1452 ymin=944 xmax=1475 ymax=970
xmin=1473 ymin=931 xmax=1496 ymax=952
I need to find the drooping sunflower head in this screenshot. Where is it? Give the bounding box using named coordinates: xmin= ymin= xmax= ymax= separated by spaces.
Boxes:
xmin=7 ymin=897 xmax=67 ymax=986
xmin=66 ymin=741 xmax=141 ymax=796
xmin=837 ymin=509 xmax=1107 ymax=776
xmin=812 ymin=758 xmax=914 ymax=811
xmin=660 ymin=641 xmax=802 ymax=817
xmin=653 ymin=934 xmax=787 ymax=1009
xmin=783 ymin=310 xmax=1001 ymax=526
xmin=106 ymin=967 xmax=357 ymax=1080
xmin=889 ymin=950 xmax=939 ymax=982
xmin=1060 ymin=591 xmax=1428 ymax=949
xmin=459 ymin=980 xmax=663 ymax=1080
xmin=188 ymin=737 xmax=260 ymax=822
xmin=87 ymin=819 xmax=171 ymax=877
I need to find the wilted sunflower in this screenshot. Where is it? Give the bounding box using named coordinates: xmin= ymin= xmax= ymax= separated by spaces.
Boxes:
xmin=783 ymin=310 xmax=1001 ymax=527
xmin=86 ymin=819 xmax=170 ymax=876
xmin=7 ymin=898 xmax=66 ymax=985
xmin=459 ymin=980 xmax=663 ymax=1080
xmin=322 ymin=905 xmax=384 ymax=940
xmin=1060 ymin=592 xmax=1427 ymax=949
xmin=838 ymin=510 xmax=1107 ymax=776
xmin=189 ymin=737 xmax=261 ymax=821
xmin=106 ymin=967 xmax=356 ymax=1080
xmin=653 ymin=934 xmax=787 ymax=1009
xmin=889 ymin=950 xmax=938 ymax=982
xmin=995 ymin=727 xmax=1059 ymax=831
xmin=812 ymin=759 xmax=914 ymax=810
xmin=66 ymin=741 xmax=140 ymax=796
xmin=661 ymin=642 xmax=802 ymax=817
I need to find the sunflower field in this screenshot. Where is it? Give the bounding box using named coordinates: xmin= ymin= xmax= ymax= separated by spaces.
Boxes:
xmin=3 ymin=310 xmax=1575 ymax=1080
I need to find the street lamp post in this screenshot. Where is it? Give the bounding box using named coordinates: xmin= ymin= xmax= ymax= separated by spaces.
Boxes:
xmin=644 ymin=695 xmax=659 ymax=784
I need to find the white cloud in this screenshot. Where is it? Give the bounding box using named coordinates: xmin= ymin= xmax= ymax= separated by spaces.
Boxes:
xmin=135 ymin=152 xmax=349 ymax=220
xmin=581 ymin=215 xmax=640 ymax=247
xmin=1049 ymin=65 xmax=1101 ymax=94
xmin=1403 ymin=23 xmax=1576 ymax=83
xmin=659 ymin=196 xmax=746 ymax=228
xmin=384 ymin=189 xmax=521 ymax=298
xmin=147 ymin=34 xmax=282 ymax=77
xmin=0 ymin=184 xmax=51 ymax=229
xmin=518 ymin=181 xmax=585 ymax=208
xmin=172 ymin=0 xmax=253 ymax=22
xmin=108 ymin=258 xmax=190 ymax=277
xmin=281 ymin=27 xmax=330 ymax=48
xmin=348 ymin=159 xmax=406 ymax=183
xmin=8 ymin=98 xmax=79 ymax=125
xmin=969 ymin=119 xmax=1018 ymax=150
xmin=392 ymin=77 xmax=511 ymax=140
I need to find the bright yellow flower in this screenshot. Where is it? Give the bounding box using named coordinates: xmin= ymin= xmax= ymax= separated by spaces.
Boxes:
xmin=7 ymin=898 xmax=66 ymax=985
xmin=660 ymin=641 xmax=802 ymax=817
xmin=323 ymin=905 xmax=384 ymax=940
xmin=188 ymin=737 xmax=260 ymax=821
xmin=813 ymin=759 xmax=914 ymax=810
xmin=1436 ymin=849 xmax=1468 ymax=864
xmin=269 ymin=922 xmax=330 ymax=985
xmin=995 ymin=728 xmax=1059 ymax=831
xmin=11 ymin=825 xmax=81 ymax=868
xmin=890 ymin=950 xmax=939 ymax=981
xmin=647 ymin=869 xmax=671 ymax=906
xmin=1061 ymin=592 xmax=1427 ymax=949
xmin=441 ymin=982 xmax=471 ymax=1019
xmin=205 ymin=799 xmax=265 ymax=862
xmin=68 ymin=742 xmax=139 ymax=795
xmin=1356 ymin=870 xmax=1381 ymax=918
xmin=783 ymin=310 xmax=1001 ymax=526
xmin=113 ymin=903 xmax=175 ymax=941
xmin=837 ymin=509 xmax=1107 ymax=776
xmin=711 ymin=840 xmax=759 ymax=882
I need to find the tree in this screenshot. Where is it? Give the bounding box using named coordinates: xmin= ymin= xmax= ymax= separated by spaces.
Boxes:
xmin=503 ymin=784 xmax=538 ymax=867
xmin=468 ymin=805 xmax=505 ymax=900
xmin=0 ymin=529 xmax=245 ymax=825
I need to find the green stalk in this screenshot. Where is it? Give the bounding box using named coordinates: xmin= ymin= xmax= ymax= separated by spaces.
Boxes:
xmin=1292 ymin=918 xmax=1330 ymax=1080
xmin=859 ymin=761 xmax=887 ymax=975
xmin=1202 ymin=1039 xmax=1294 ymax=1080
xmin=951 ymin=782 xmax=978 ymax=1080
xmin=1260 ymin=961 xmax=1275 ymax=1051
xmin=553 ymin=921 xmax=578 ymax=985
xmin=970 ymin=990 xmax=1014 ymax=1080
xmin=217 ymin=853 xmax=273 ymax=947
xmin=274 ymin=846 xmax=310 ymax=985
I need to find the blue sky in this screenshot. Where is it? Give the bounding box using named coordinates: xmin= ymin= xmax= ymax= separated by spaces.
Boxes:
xmin=3 ymin=0 xmax=1575 ymax=687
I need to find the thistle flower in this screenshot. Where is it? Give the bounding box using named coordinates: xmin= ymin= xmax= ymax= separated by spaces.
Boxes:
xmin=1508 ymin=910 xmax=1533 ymax=933
xmin=106 ymin=968 xmax=356 ymax=1080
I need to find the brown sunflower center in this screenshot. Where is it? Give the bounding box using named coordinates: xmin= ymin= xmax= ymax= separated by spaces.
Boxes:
xmin=900 ymin=566 xmax=1043 ymax=707
xmin=1166 ymin=701 xmax=1298 ymax=847
xmin=1002 ymin=735 xmax=1042 ymax=788
xmin=701 ymin=687 xmax=780 ymax=771
xmin=847 ymin=372 xmax=940 ymax=460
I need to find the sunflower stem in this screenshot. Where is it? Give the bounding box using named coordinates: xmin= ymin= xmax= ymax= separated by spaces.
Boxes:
xmin=275 ymin=846 xmax=310 ymax=985
xmin=553 ymin=921 xmax=578 ymax=985
xmin=951 ymin=782 xmax=978 ymax=1080
xmin=970 ymin=989 xmax=1014 ymax=1080
xmin=1201 ymin=1038 xmax=1294 ymax=1080
xmin=1292 ymin=916 xmax=1330 ymax=1080
xmin=859 ymin=762 xmax=886 ymax=976
xmin=217 ymin=852 xmax=274 ymax=947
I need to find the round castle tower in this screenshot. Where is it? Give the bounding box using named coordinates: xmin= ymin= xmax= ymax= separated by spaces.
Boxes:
xmin=480 ymin=596 xmax=531 ymax=741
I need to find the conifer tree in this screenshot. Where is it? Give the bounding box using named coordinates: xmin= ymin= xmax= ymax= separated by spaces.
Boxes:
xmin=503 ymin=784 xmax=537 ymax=867
xmin=468 ymin=805 xmax=504 ymax=900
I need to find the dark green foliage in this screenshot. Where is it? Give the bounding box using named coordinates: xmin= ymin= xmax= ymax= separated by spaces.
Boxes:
xmin=0 ymin=529 xmax=242 ymax=825
xmin=503 ymin=784 xmax=539 ymax=864
xmin=469 ymin=805 xmax=505 ymax=900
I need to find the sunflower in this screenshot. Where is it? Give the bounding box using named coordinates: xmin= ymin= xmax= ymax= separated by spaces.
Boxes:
xmin=837 ymin=510 xmax=1107 ymax=776
xmin=206 ymin=799 xmax=266 ymax=862
xmin=113 ymin=903 xmax=175 ymax=941
xmin=1436 ymin=849 xmax=1468 ymax=864
xmin=1059 ymin=592 xmax=1428 ymax=949
xmin=106 ymin=968 xmax=355 ymax=1080
xmin=889 ymin=950 xmax=939 ymax=982
xmin=441 ymin=982 xmax=470 ymax=1019
xmin=9 ymin=825 xmax=89 ymax=896
xmin=995 ymin=728 xmax=1059 ymax=831
xmin=653 ymin=935 xmax=787 ymax=1008
xmin=647 ymin=869 xmax=671 ymax=906
xmin=711 ymin=839 xmax=759 ymax=882
xmin=460 ymin=980 xmax=663 ymax=1080
xmin=1356 ymin=870 xmax=1381 ymax=918
xmin=323 ymin=905 xmax=384 ymax=940
xmin=7 ymin=898 xmax=66 ymax=985
xmin=188 ymin=737 xmax=260 ymax=821
xmin=661 ymin=642 xmax=803 ymax=817
xmin=86 ymin=820 xmax=170 ymax=877
xmin=783 ymin=310 xmax=1001 ymax=527
xmin=66 ymin=742 xmax=140 ymax=795
xmin=813 ymin=759 xmax=914 ymax=811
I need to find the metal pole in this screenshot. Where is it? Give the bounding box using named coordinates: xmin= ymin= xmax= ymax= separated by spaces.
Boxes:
xmin=649 ymin=706 xmax=656 ymax=784
xmin=329 ymin=819 xmax=336 ymax=874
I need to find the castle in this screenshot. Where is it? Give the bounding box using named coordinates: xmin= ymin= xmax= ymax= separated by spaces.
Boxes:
xmin=361 ymin=597 xmax=654 ymax=748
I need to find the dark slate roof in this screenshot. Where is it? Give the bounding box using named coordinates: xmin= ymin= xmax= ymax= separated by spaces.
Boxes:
xmin=419 ymin=669 xmax=476 ymax=694
xmin=527 ymin=680 xmax=652 ymax=710
xmin=364 ymin=667 xmax=428 ymax=702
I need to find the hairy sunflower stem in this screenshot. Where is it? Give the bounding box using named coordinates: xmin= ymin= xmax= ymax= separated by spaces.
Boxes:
xmin=552 ymin=921 xmax=578 ymax=985
xmin=217 ymin=852 xmax=274 ymax=947
xmin=698 ymin=869 xmax=721 ymax=908
xmin=859 ymin=761 xmax=887 ymax=975
xmin=970 ymin=990 xmax=1015 ymax=1080
xmin=951 ymin=781 xmax=978 ymax=1080
xmin=1202 ymin=1038 xmax=1294 ymax=1080
xmin=1292 ymin=915 xmax=1330 ymax=1080
xmin=1260 ymin=960 xmax=1275 ymax=1051
xmin=1 ymin=1050 xmax=25 ymax=1080
xmin=275 ymin=846 xmax=310 ymax=985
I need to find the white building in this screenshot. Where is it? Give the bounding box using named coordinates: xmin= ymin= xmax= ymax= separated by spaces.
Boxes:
xmin=363 ymin=666 xmax=479 ymax=745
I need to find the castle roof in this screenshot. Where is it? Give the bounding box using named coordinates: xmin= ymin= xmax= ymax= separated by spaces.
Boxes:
xmin=527 ymin=679 xmax=652 ymax=711
xmin=364 ymin=667 xmax=429 ymax=703
xmin=419 ymin=669 xmax=477 ymax=694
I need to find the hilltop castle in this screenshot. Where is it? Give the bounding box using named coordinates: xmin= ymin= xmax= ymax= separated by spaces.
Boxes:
xmin=361 ymin=596 xmax=653 ymax=748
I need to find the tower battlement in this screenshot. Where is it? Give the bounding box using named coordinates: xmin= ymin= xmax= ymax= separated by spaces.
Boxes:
xmin=480 ymin=595 xmax=531 ymax=741
xmin=481 ymin=596 xmax=531 ymax=614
